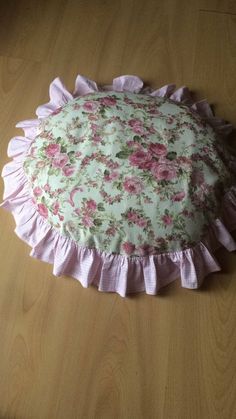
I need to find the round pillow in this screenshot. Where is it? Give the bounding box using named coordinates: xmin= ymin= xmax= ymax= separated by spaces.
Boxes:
xmin=1 ymin=75 xmax=236 ymax=297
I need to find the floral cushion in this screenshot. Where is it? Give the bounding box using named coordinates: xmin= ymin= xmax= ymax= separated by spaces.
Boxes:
xmin=1 ymin=75 xmax=236 ymax=297
xmin=23 ymin=91 xmax=232 ymax=256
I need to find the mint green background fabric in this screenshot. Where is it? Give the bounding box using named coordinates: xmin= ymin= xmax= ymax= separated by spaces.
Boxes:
xmin=23 ymin=92 xmax=232 ymax=256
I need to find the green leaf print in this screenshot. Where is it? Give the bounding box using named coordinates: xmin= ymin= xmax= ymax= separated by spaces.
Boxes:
xmin=115 ymin=150 xmax=130 ymax=159
xmin=97 ymin=203 xmax=105 ymax=211
xmin=133 ymin=135 xmax=142 ymax=142
xmin=48 ymin=167 xmax=54 ymax=176
xmin=116 ymin=182 xmax=123 ymax=191
xmin=93 ymin=219 xmax=103 ymax=226
xmin=166 ymin=152 xmax=177 ymax=160
xmin=89 ymin=227 xmax=96 ymax=234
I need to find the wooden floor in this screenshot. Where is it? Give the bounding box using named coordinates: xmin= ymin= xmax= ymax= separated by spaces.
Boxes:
xmin=0 ymin=1 xmax=236 ymax=418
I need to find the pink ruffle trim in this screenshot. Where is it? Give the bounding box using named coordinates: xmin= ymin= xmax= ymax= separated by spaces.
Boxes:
xmin=1 ymin=74 xmax=236 ymax=297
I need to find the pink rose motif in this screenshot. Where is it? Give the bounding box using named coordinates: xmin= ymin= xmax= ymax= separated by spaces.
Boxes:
xmin=132 ymin=125 xmax=146 ymax=135
xmin=129 ymin=150 xmax=152 ymax=168
xmin=106 ymin=226 xmax=116 ymax=236
xmin=36 ymin=160 xmax=47 ymax=168
xmin=137 ymin=218 xmax=148 ymax=228
xmin=137 ymin=244 xmax=155 ymax=256
xmin=162 ymin=215 xmax=173 ymax=225
xmin=127 ymin=211 xmax=139 ymax=222
xmin=82 ymin=215 xmax=94 ymax=227
xmin=45 ymin=143 xmax=61 ymax=157
xmin=148 ymin=143 xmax=167 ymax=157
xmin=86 ymin=199 xmax=97 ymax=211
xmin=127 ymin=140 xmax=139 ymax=148
xmin=37 ymin=203 xmax=48 ymax=218
xmin=43 ymin=183 xmax=50 ymax=192
xmin=62 ymin=166 xmax=75 ymax=177
xmin=182 ymin=209 xmax=194 ymax=218
xmin=93 ymin=135 xmax=102 ymax=143
xmin=110 ymin=171 xmax=119 ymax=180
xmin=171 ymin=191 xmax=186 ymax=202
xmin=109 ymin=161 xmax=119 ymax=169
xmin=151 ymin=162 xmax=177 ymax=181
xmin=104 ymin=171 xmax=119 ymax=182
xmin=73 ymin=103 xmax=81 ymax=110
xmin=52 ymin=153 xmax=69 ymax=168
xmin=91 ymin=123 xmax=99 ymax=133
xmin=191 ymin=170 xmax=205 ymax=186
xmin=88 ymin=114 xmax=99 ymax=121
xmin=167 ymin=117 xmax=174 ymax=124
xmin=122 ymin=241 xmax=136 ymax=255
xmin=148 ymin=126 xmax=157 ymax=134
xmin=33 ymin=187 xmax=43 ymax=197
xmin=128 ymin=118 xmax=146 ymax=135
xmin=101 ymin=97 xmax=117 ymax=106
xmin=177 ymin=156 xmax=192 ymax=166
xmin=68 ymin=187 xmax=83 ymax=207
xmin=123 ymin=176 xmax=144 ymax=194
xmin=138 ymin=160 xmax=154 ymax=170
xmin=128 ymin=118 xmax=142 ymax=127
xmin=148 ymin=108 xmax=161 ymax=115
xmin=83 ymin=101 xmax=99 ymax=112
xmin=52 ymin=201 xmax=59 ymax=215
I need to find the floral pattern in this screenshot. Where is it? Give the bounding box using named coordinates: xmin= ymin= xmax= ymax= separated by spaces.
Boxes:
xmin=23 ymin=91 xmax=234 ymax=256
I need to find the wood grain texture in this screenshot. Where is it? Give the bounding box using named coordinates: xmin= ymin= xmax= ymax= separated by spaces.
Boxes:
xmin=0 ymin=1 xmax=236 ymax=418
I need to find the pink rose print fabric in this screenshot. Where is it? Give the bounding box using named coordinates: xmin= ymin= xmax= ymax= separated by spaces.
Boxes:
xmin=23 ymin=91 xmax=234 ymax=257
